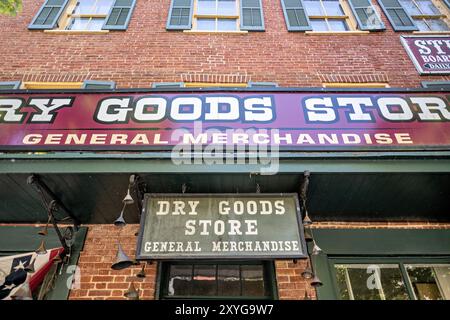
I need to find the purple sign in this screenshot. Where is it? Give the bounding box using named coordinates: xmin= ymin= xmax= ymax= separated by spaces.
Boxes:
xmin=401 ymin=35 xmax=450 ymax=75
xmin=0 ymin=91 xmax=449 ymax=151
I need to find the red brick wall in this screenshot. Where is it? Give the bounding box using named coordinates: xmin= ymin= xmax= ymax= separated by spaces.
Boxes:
xmin=1 ymin=0 xmax=449 ymax=88
xmin=67 ymin=222 xmax=450 ymax=300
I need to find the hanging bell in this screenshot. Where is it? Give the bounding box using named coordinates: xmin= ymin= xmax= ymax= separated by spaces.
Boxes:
xmin=38 ymin=215 xmax=51 ymax=236
xmin=310 ymin=274 xmax=323 ymax=287
xmin=111 ymin=243 xmax=133 ymax=270
xmin=114 ymin=204 xmax=127 ymax=227
xmin=10 ymin=282 xmax=33 ymax=300
xmin=136 ymin=264 xmax=146 ymax=278
xmin=301 ymin=260 xmax=313 ymax=279
xmin=311 ymin=241 xmax=322 ymax=256
xmin=123 ymin=188 xmax=134 ymax=205
xmin=35 ymin=239 xmax=47 ymax=255
xmin=302 ymin=209 xmax=313 ymax=226
xmin=124 ymin=282 xmax=139 ymax=300
xmin=25 ymin=256 xmax=36 ymax=273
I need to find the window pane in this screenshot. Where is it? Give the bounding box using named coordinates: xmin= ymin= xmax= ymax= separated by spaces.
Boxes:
xmin=414 ymin=18 xmax=430 ymax=31
xmin=399 ymin=0 xmax=420 ymax=15
xmin=335 ymin=264 xmax=409 ymax=300
xmin=192 ymin=265 xmax=217 ymax=296
xmin=241 ymin=265 xmax=265 ymax=296
xmin=416 ymin=0 xmax=440 ymax=15
xmin=218 ymin=0 xmax=237 ymax=15
xmin=328 ymin=19 xmax=348 ymax=31
xmin=197 ymin=18 xmax=216 ymax=30
xmin=426 ymin=19 xmax=450 ymax=31
xmin=218 ymin=265 xmax=240 ymax=296
xmin=310 ymin=19 xmax=328 ymax=31
xmin=304 ymin=1 xmax=324 ymax=15
xmin=217 ymin=19 xmax=237 ymax=30
xmin=74 ymin=0 xmax=114 ymax=15
xmin=68 ymin=17 xmax=105 ymax=30
xmin=167 ymin=265 xmax=192 ymax=296
xmin=323 ymin=0 xmax=345 ymax=16
xmin=198 ymin=0 xmax=216 ymax=15
xmin=406 ymin=265 xmax=450 ymax=300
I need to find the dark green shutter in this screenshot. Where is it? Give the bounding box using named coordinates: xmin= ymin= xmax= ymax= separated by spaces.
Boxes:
xmin=377 ymin=0 xmax=418 ymax=31
xmin=240 ymin=0 xmax=265 ymax=31
xmin=166 ymin=0 xmax=194 ymax=30
xmin=280 ymin=0 xmax=312 ymax=31
xmin=28 ymin=0 xmax=69 ymax=30
xmin=103 ymin=0 xmax=136 ymax=30
xmin=348 ymin=0 xmax=385 ymax=30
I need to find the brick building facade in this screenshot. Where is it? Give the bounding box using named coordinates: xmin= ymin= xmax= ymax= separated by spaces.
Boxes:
xmin=0 ymin=0 xmax=449 ymax=301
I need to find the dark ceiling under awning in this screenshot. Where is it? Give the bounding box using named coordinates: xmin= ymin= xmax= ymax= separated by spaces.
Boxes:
xmin=0 ymin=172 xmax=449 ymax=224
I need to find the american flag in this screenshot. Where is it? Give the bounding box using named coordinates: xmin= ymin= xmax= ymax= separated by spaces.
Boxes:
xmin=0 ymin=247 xmax=64 ymax=300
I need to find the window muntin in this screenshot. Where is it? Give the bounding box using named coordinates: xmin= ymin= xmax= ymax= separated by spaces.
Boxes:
xmin=405 ymin=264 xmax=450 ymax=300
xmin=193 ymin=0 xmax=240 ymax=31
xmin=163 ymin=262 xmax=273 ymax=298
xmin=66 ymin=0 xmax=115 ymax=30
xmin=399 ymin=0 xmax=449 ymax=31
xmin=304 ymin=0 xmax=350 ymax=31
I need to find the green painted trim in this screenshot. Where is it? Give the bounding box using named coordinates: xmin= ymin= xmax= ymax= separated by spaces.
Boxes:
xmin=45 ymin=227 xmax=88 ymax=300
xmin=0 ymin=226 xmax=63 ymax=252
xmin=311 ymin=229 xmax=450 ymax=300
xmin=312 ymin=229 xmax=450 ymax=256
xmin=1 ymin=159 xmax=450 ymax=174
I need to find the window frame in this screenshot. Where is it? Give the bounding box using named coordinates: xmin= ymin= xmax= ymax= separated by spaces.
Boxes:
xmin=61 ymin=0 xmax=114 ymax=31
xmin=304 ymin=0 xmax=352 ymax=31
xmin=328 ymin=256 xmax=450 ymax=300
xmin=0 ymin=81 xmax=22 ymax=90
xmin=192 ymin=0 xmax=241 ymax=32
xmin=400 ymin=0 xmax=450 ymax=31
xmin=157 ymin=260 xmax=278 ymax=300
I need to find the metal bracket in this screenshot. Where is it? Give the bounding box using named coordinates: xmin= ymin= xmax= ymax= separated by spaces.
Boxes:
xmin=27 ymin=174 xmax=80 ymax=226
xmin=131 ymin=174 xmax=146 ymax=218
xmin=299 ymin=170 xmax=310 ymax=216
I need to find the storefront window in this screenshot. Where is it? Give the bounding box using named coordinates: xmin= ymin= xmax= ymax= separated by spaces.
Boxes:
xmin=334 ymin=264 xmax=409 ymax=300
xmin=405 ymin=265 xmax=450 ymax=300
xmin=161 ymin=262 xmax=274 ymax=299
xmin=333 ymin=263 xmax=450 ymax=300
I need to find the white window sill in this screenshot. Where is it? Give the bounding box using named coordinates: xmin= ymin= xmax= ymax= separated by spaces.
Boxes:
xmin=43 ymin=30 xmax=110 ymax=34
xmin=305 ymin=31 xmax=370 ymax=35
xmin=183 ymin=30 xmax=248 ymax=35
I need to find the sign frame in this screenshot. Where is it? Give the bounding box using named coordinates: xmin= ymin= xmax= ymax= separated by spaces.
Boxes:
xmin=400 ymin=35 xmax=450 ymax=75
xmin=135 ymin=193 xmax=308 ymax=261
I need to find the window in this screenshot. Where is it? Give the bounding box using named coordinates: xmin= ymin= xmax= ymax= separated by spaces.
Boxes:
xmin=167 ymin=0 xmax=265 ymax=31
xmin=22 ymin=80 xmax=115 ymax=89
xmin=421 ymin=81 xmax=450 ymax=89
xmin=159 ymin=261 xmax=276 ymax=299
xmin=29 ymin=0 xmax=136 ymax=31
xmin=281 ymin=0 xmax=385 ymax=31
xmin=332 ymin=260 xmax=450 ymax=300
xmin=378 ymin=0 xmax=450 ymax=31
xmin=0 ymin=81 xmax=21 ymax=90
xmin=399 ymin=0 xmax=449 ymax=31
xmin=304 ymin=0 xmax=349 ymax=31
